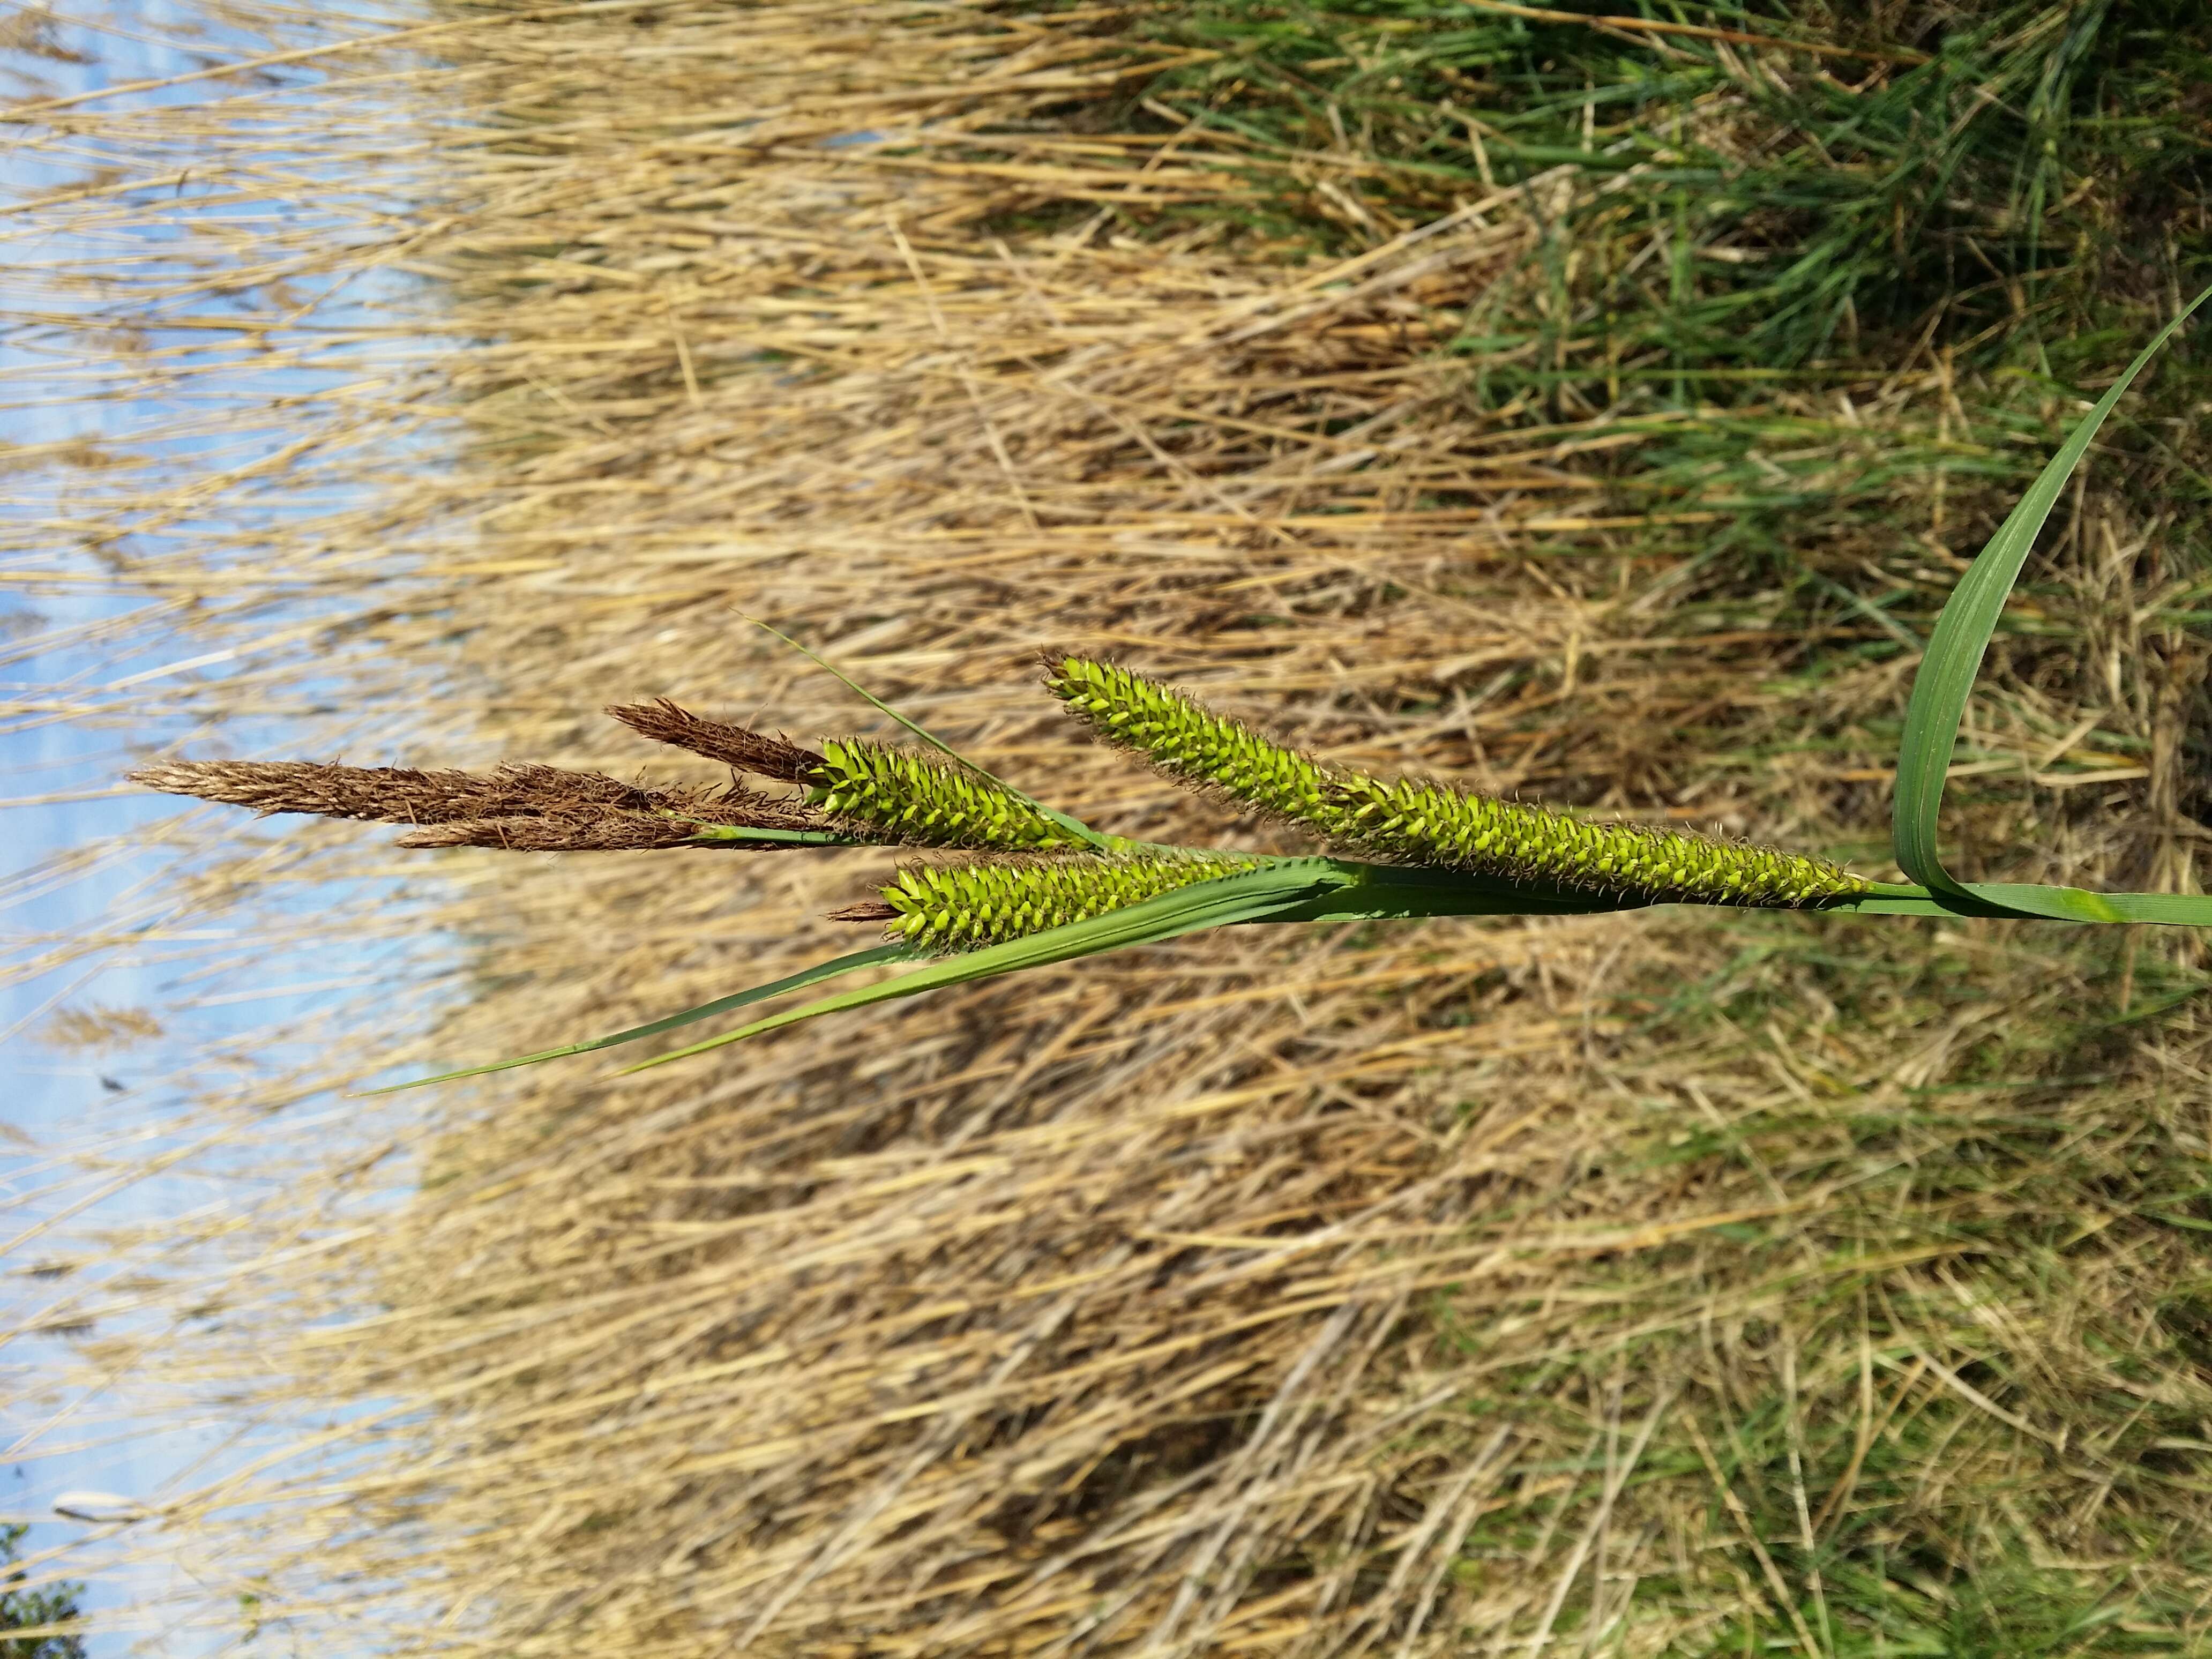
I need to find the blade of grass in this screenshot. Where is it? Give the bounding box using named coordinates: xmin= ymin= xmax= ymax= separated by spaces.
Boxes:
xmin=621 ymin=859 xmax=1989 ymax=1075
xmin=1271 ymin=867 xmax=2038 ymax=922
xmin=1892 ymin=279 xmax=2212 ymax=923
xmin=368 ymin=942 xmax=914 ymax=1093
xmin=1267 ymin=861 xmax=1642 ymax=922
xmin=621 ymin=858 xmax=1356 ymax=1072
xmin=682 ymin=824 xmax=876 ymax=847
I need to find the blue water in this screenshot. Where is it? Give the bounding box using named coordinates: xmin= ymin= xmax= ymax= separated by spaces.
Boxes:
xmin=4 ymin=7 xmax=439 ymax=1650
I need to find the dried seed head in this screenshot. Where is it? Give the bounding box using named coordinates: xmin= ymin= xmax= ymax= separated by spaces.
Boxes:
xmin=134 ymin=759 xmax=539 ymax=825
xmin=607 ymin=699 xmax=824 ymax=783
xmin=1045 ymin=656 xmax=1869 ymax=908
xmin=133 ymin=759 xmax=825 ymax=850
xmin=614 ymin=698 xmax=1088 ymax=853
xmin=875 ymin=854 xmax=1254 ymax=952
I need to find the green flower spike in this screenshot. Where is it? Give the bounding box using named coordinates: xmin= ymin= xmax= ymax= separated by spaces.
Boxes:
xmin=611 ymin=699 xmax=1086 ymax=855
xmin=1328 ymin=775 xmax=1867 ymax=906
xmin=1044 ymin=657 xmax=1340 ymax=824
xmin=870 ymin=855 xmax=1257 ymax=952
xmin=1047 ymin=656 xmax=1866 ymax=908
xmin=810 ymin=738 xmax=1087 ymax=852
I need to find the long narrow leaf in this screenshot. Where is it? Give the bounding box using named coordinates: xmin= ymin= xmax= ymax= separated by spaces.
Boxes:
xmin=1264 ymin=861 xmax=1642 ymax=922
xmin=367 ymin=942 xmax=914 ymax=1094
xmin=683 ymin=824 xmax=874 ymax=847
xmin=620 ymin=860 xmax=1354 ymax=1072
xmin=1941 ymin=883 xmax=2212 ymax=925
xmin=1269 ymin=865 xmax=2036 ymax=922
xmin=1892 ymin=281 xmax=2212 ymax=921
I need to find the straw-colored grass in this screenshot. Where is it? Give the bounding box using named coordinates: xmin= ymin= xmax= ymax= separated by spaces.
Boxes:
xmin=7 ymin=3 xmax=2212 ymax=1654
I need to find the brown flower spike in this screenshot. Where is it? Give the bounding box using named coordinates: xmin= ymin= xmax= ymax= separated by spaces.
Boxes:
xmin=131 ymin=759 xmax=820 ymax=852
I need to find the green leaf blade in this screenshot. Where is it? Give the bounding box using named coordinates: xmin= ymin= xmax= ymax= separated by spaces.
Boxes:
xmin=1892 ymin=281 xmax=2212 ymax=913
xmin=1959 ymin=883 xmax=2212 ymax=926
xmin=619 ymin=859 xmax=1357 ymax=1072
xmin=365 ymin=943 xmax=914 ymax=1094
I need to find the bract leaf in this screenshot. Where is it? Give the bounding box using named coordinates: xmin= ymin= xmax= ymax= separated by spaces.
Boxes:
xmin=1892 ymin=281 xmax=2212 ymax=923
xmin=367 ymin=943 xmax=913 ymax=1093
xmin=621 ymin=860 xmax=1353 ymax=1072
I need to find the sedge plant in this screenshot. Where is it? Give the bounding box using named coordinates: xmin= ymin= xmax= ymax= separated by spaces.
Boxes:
xmin=136 ymin=288 xmax=2212 ymax=1088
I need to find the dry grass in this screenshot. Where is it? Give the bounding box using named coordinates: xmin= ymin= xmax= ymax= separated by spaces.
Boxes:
xmin=6 ymin=3 xmax=2212 ymax=1654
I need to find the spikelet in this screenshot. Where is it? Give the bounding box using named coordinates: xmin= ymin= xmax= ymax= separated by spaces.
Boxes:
xmin=612 ymin=699 xmax=1080 ymax=853
xmin=1327 ymin=775 xmax=1868 ymax=906
xmin=132 ymin=760 xmax=821 ymax=850
xmin=608 ymin=698 xmax=824 ymax=783
xmin=1045 ymin=657 xmax=1869 ymax=908
xmin=871 ymin=855 xmax=1254 ymax=951
xmin=1044 ymin=657 xmax=1338 ymax=823
xmin=809 ymin=739 xmax=1085 ymax=852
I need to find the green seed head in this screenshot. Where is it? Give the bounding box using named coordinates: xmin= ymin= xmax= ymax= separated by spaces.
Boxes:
xmin=1327 ymin=775 xmax=1868 ymax=906
xmin=1045 ymin=657 xmax=1340 ymax=825
xmin=879 ymin=854 xmax=1255 ymax=951
xmin=811 ymin=739 xmax=1081 ymax=851
xmin=1046 ymin=656 xmax=1867 ymax=908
